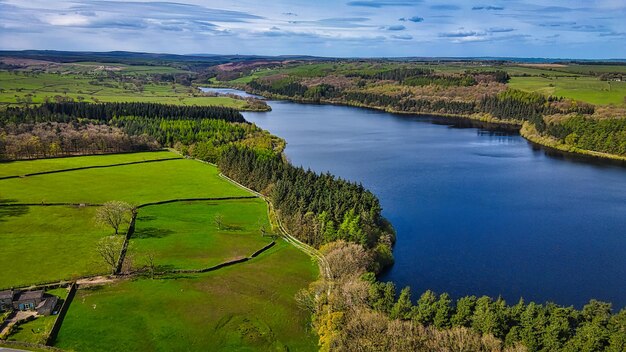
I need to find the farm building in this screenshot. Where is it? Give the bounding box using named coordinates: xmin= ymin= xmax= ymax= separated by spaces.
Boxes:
xmin=0 ymin=290 xmax=13 ymax=311
xmin=0 ymin=289 xmax=59 ymax=316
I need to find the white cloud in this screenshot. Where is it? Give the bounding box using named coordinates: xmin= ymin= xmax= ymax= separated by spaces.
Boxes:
xmin=47 ymin=14 xmax=92 ymax=26
xmin=0 ymin=0 xmax=624 ymax=58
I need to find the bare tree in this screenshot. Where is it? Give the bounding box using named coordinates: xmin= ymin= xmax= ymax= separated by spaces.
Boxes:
xmin=145 ymin=251 xmax=157 ymax=279
xmin=95 ymin=201 xmax=134 ymax=235
xmin=257 ymin=217 xmax=268 ymax=237
xmin=214 ymin=213 xmax=224 ymax=230
xmin=321 ymin=240 xmax=371 ymax=281
xmin=96 ymin=236 xmax=123 ymax=275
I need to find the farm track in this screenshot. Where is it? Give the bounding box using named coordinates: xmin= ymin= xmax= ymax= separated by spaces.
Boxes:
xmin=217 ymin=172 xmax=332 ymax=282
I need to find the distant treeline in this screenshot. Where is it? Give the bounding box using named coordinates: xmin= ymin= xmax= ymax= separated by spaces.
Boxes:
xmin=248 ymin=74 xmax=626 ymax=157
xmin=249 ymin=70 xmax=509 ymax=103
xmin=346 ymin=68 xmax=434 ymax=81
xmin=1 ymin=102 xmax=245 ymax=125
xmin=346 ymin=68 xmax=509 ymax=85
xmin=343 ymin=91 xmax=477 ymax=115
xmin=218 ymin=146 xmax=395 ymax=271
xmin=249 ymin=79 xmax=309 ymax=98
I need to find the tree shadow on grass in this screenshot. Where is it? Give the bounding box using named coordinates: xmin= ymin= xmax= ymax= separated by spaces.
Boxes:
xmin=81 ymin=285 xmax=106 ymax=293
xmin=224 ymin=224 xmax=244 ymax=231
xmin=137 ymin=215 xmax=157 ymax=222
xmin=133 ymin=227 xmax=175 ymax=239
xmin=0 ymin=205 xmax=29 ymax=222
xmin=155 ymin=272 xmax=199 ymax=281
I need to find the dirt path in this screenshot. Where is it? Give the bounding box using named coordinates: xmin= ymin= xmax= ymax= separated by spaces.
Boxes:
xmin=76 ymin=276 xmax=117 ymax=286
xmin=217 ymin=172 xmax=332 ymax=283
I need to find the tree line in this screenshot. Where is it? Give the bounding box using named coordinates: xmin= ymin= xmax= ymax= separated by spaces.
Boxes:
xmin=0 ymin=121 xmax=158 ymax=160
xmin=346 ymin=67 xmax=434 ymax=81
xmin=217 ymin=146 xmax=395 ymax=271
xmin=1 ymin=102 xmax=245 ymax=125
xmin=0 ymin=102 xmax=275 ymax=161
xmin=543 ymin=115 xmax=626 ymax=156
xmin=110 ymin=115 xmax=283 ymax=162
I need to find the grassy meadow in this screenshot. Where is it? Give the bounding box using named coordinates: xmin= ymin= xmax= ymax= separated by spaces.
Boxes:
xmin=0 ymin=150 xmax=177 ymax=178
xmin=0 ymin=206 xmax=114 ymax=288
xmin=509 ymin=76 xmax=626 ymax=105
xmin=131 ymin=199 xmax=273 ymax=271
xmin=0 ymin=70 xmax=248 ymax=108
xmin=0 ymin=157 xmax=249 ymax=204
xmin=55 ymin=240 xmax=318 ymax=352
xmin=0 ymin=150 xmax=319 ymax=350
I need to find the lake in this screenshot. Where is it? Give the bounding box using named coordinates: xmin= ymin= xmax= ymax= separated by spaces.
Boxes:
xmin=206 ymin=88 xmax=626 ymax=309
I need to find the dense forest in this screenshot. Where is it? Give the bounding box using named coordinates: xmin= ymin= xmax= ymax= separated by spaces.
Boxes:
xmin=0 ymin=122 xmax=158 ymax=159
xmin=1 ymin=102 xmax=245 ymax=125
xmin=542 ymin=114 xmax=626 ymax=156
xmin=0 ymin=102 xmax=272 ymax=160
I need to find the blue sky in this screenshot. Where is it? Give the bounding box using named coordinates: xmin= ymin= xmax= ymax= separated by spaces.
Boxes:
xmin=1 ymin=0 xmax=625 ymax=58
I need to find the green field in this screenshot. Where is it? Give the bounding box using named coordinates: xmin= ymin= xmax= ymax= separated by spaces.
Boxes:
xmin=509 ymin=76 xmax=626 ymax=105
xmin=131 ymin=199 xmax=273 ymax=271
xmin=55 ymin=240 xmax=318 ymax=352
xmin=1 ymin=151 xmax=319 ymax=350
xmin=0 ymin=158 xmax=249 ymax=204
xmin=0 ymin=206 xmax=114 ymax=288
xmin=0 ymin=71 xmax=248 ymax=108
xmin=26 ymin=61 xmax=190 ymax=75
xmin=0 ymin=150 xmax=177 ymax=178
xmin=224 ymin=61 xmax=579 ymax=85
xmin=6 ymin=315 xmax=57 ymax=344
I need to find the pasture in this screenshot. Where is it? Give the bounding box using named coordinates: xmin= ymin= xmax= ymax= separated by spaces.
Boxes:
xmin=509 ymin=76 xmax=626 ymax=105
xmin=0 ymin=150 xmax=177 ymax=178
xmin=0 ymin=71 xmax=248 ymax=108
xmin=0 ymin=151 xmax=319 ymax=350
xmin=131 ymin=199 xmax=273 ymax=271
xmin=54 ymin=240 xmax=318 ymax=352
xmin=0 ymin=206 xmax=113 ymax=288
xmin=0 ymin=158 xmax=249 ymax=204
xmin=0 ymin=152 xmax=254 ymax=288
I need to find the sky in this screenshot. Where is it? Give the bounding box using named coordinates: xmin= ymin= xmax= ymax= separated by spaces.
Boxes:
xmin=1 ymin=0 xmax=625 ymax=59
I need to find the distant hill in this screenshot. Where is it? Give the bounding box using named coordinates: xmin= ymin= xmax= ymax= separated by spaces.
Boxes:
xmin=0 ymin=50 xmax=624 ymax=66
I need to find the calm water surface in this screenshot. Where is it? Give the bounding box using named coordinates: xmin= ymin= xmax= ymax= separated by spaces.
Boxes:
xmin=207 ymin=88 xmax=626 ymax=308
xmin=199 ymin=87 xmax=264 ymax=99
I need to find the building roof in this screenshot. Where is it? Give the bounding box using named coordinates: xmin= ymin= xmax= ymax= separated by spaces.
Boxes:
xmin=36 ymin=296 xmax=58 ymax=310
xmin=0 ymin=290 xmax=13 ymax=300
xmin=14 ymin=290 xmax=43 ymax=301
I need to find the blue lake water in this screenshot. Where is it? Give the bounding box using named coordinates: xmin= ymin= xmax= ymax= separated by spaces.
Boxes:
xmin=199 ymin=87 xmax=264 ymax=99
xmin=205 ymin=88 xmax=626 ymax=309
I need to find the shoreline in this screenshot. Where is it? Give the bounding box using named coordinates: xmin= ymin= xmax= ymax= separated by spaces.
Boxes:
xmin=520 ymin=122 xmax=626 ymax=164
xmin=208 ymin=84 xmax=626 ymax=164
